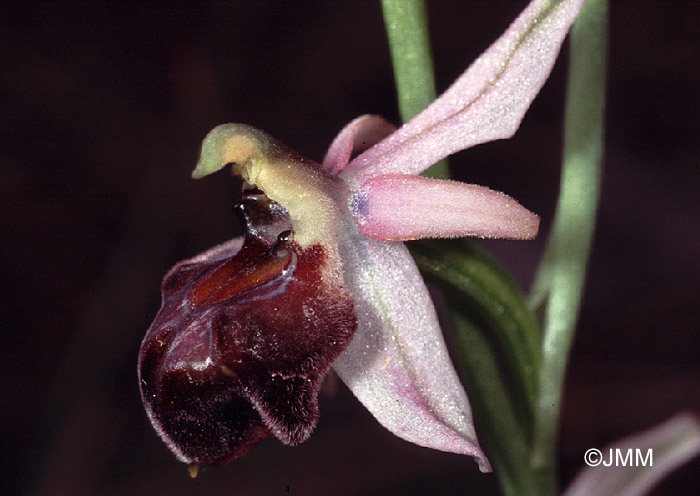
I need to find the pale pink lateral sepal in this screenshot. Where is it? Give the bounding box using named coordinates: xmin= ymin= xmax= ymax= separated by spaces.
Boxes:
xmin=342 ymin=0 xmax=586 ymax=187
xmin=322 ymin=115 xmax=395 ymax=175
xmin=333 ymin=236 xmax=491 ymax=472
xmin=353 ymin=173 xmax=539 ymax=241
xmin=564 ymin=413 xmax=700 ymax=496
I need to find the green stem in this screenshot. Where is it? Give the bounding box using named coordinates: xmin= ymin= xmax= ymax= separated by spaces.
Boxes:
xmin=530 ymin=0 xmax=608 ymax=485
xmin=380 ymin=0 xmax=449 ymax=179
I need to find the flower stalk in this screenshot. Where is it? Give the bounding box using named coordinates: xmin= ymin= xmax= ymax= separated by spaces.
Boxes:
xmin=530 ymin=0 xmax=608 ymax=482
xmin=380 ymin=0 xmax=449 ymax=179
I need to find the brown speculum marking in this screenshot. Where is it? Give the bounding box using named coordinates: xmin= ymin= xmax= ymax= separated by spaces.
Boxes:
xmin=138 ymin=189 xmax=356 ymax=466
xmin=188 ymin=230 xmax=293 ymax=309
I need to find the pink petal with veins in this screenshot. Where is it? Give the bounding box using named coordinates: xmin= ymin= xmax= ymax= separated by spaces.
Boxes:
xmin=353 ymin=174 xmax=539 ymax=241
xmin=333 ymin=237 xmax=490 ymax=471
xmin=342 ymin=0 xmax=586 ymax=186
xmin=322 ymin=115 xmax=395 ymax=175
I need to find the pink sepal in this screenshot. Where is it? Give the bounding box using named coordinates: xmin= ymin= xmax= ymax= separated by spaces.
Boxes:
xmin=564 ymin=414 xmax=700 ymax=496
xmin=333 ymin=238 xmax=490 ymax=472
xmin=342 ymin=0 xmax=586 ymax=187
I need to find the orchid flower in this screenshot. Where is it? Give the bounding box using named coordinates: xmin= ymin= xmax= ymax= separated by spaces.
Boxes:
xmin=138 ymin=0 xmax=585 ymax=472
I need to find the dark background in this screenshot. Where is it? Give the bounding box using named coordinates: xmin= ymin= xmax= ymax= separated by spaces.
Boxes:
xmin=2 ymin=1 xmax=699 ymax=495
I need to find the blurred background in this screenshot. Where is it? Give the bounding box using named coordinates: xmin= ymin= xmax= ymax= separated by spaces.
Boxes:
xmin=2 ymin=1 xmax=699 ymax=494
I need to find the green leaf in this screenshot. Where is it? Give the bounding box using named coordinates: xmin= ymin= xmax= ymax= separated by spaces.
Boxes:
xmin=448 ymin=306 xmax=543 ymax=496
xmin=410 ymin=239 xmax=541 ymax=428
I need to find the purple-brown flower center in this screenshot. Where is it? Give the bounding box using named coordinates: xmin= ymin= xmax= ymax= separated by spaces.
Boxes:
xmin=138 ymin=190 xmax=357 ymax=465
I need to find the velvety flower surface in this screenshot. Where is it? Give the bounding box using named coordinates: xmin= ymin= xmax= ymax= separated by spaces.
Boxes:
xmin=138 ymin=0 xmax=585 ymax=472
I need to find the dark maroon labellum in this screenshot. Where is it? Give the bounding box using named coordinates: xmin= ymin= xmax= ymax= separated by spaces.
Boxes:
xmin=138 ymin=192 xmax=356 ymax=465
